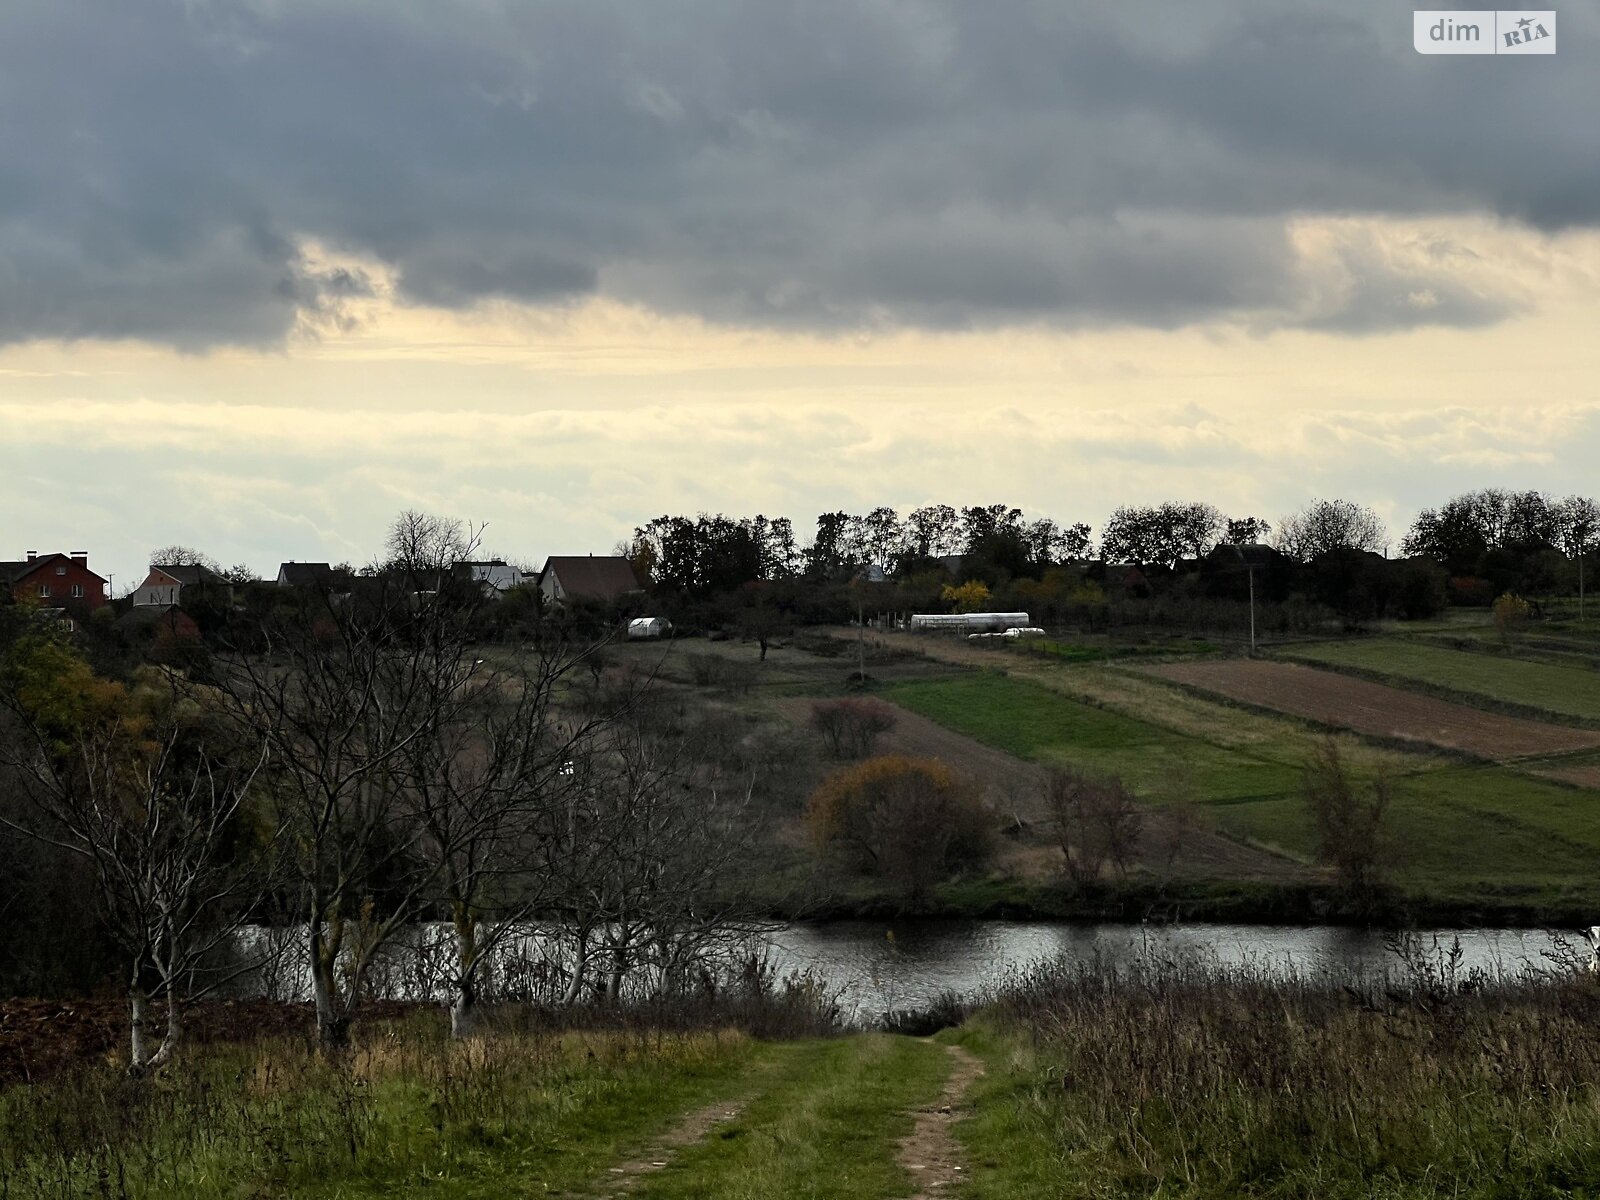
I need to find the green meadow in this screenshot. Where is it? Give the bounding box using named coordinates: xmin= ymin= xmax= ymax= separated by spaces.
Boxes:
xmin=885 ymin=669 xmax=1600 ymax=908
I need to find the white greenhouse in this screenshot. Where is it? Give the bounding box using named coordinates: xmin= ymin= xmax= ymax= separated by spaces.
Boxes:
xmin=909 ymin=612 xmax=1030 ymax=633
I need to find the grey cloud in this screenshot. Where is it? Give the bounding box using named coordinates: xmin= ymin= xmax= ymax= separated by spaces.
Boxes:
xmin=0 ymin=0 xmax=1596 ymax=346
xmin=397 ymin=247 xmax=596 ymax=309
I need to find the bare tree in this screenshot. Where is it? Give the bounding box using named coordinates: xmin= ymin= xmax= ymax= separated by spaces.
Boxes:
xmin=396 ymin=636 xmax=610 ymax=1037
xmin=540 ymin=701 xmax=762 ymax=1003
xmin=1273 ymin=499 xmax=1388 ymax=561
xmin=148 ymin=545 xmax=222 ymax=572
xmin=0 ymin=667 xmax=274 ymax=1074
xmin=1168 ymin=501 xmax=1225 ymax=564
xmin=1042 ymin=766 xmax=1144 ymax=884
xmin=1554 ymin=496 xmax=1600 ymax=621
xmin=1150 ymin=765 xmax=1201 ymax=886
xmin=737 ymin=580 xmax=788 ymax=661
xmin=809 ymin=697 xmax=897 ymax=759
xmin=1302 ymin=738 xmax=1391 ymax=907
xmin=213 ymin=563 xmax=489 ymax=1047
xmin=385 ymin=509 xmax=471 ymax=574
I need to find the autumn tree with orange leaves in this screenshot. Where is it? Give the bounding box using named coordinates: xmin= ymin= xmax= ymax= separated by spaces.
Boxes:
xmin=806 ymin=755 xmax=992 ymax=901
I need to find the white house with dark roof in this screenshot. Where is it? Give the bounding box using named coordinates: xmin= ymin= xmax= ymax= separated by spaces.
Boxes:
xmin=458 ymin=559 xmax=525 ymax=598
xmin=131 ymin=562 xmax=229 ymax=607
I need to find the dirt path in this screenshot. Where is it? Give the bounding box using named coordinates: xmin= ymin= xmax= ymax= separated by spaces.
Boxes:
xmin=593 ymin=1094 xmax=749 ymax=1197
xmin=898 ymin=1043 xmax=985 ymax=1197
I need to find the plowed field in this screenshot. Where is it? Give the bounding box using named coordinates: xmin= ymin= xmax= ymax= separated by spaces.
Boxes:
xmin=1143 ymin=659 xmax=1600 ymax=760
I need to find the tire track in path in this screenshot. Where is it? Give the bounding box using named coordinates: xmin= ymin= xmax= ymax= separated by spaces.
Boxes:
xmin=899 ymin=1042 xmax=985 ymax=1197
xmin=590 ymin=1093 xmax=751 ymax=1198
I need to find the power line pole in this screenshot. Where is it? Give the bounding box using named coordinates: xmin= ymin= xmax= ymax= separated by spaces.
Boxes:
xmin=1247 ymin=561 xmax=1257 ymax=654
xmin=1232 ymin=543 xmax=1259 ymax=655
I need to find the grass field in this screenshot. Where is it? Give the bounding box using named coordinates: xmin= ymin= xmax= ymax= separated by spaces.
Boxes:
xmin=14 ymin=973 xmax=1600 ymax=1200
xmin=885 ymin=672 xmax=1302 ymax=805
xmin=884 ymin=670 xmax=1600 ymax=906
xmin=1278 ymin=637 xmax=1600 ymax=724
xmin=1210 ymin=768 xmax=1600 ymax=901
xmin=1415 ymin=626 xmax=1600 ymax=670
xmin=0 ymin=1022 xmax=955 ymax=1199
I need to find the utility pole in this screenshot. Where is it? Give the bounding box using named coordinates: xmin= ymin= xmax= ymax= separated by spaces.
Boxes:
xmin=1247 ymin=561 xmax=1257 ymax=654
xmin=857 ymin=593 xmax=866 ymax=681
xmin=1232 ymin=543 xmax=1259 ymax=655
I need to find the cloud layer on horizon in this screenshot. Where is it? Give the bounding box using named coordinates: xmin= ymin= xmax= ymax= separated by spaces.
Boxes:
xmin=3 ymin=0 xmax=1597 ymax=348
xmin=6 ymin=390 xmax=1599 ymax=588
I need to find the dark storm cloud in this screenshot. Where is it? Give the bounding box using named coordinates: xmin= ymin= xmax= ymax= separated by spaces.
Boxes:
xmin=0 ymin=0 xmax=1594 ymax=346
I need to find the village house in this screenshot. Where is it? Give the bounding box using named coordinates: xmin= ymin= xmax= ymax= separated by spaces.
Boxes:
xmin=275 ymin=561 xmax=348 ymax=589
xmin=0 ymin=551 xmax=109 ymax=611
xmin=537 ymin=555 xmax=643 ymax=606
xmin=457 ymin=559 xmax=525 ymax=599
xmin=131 ymin=562 xmax=229 ymax=607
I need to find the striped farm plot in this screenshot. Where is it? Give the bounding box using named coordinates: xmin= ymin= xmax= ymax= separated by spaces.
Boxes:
xmin=1278 ymin=638 xmax=1600 ymax=725
xmin=1141 ymin=659 xmax=1600 ymax=761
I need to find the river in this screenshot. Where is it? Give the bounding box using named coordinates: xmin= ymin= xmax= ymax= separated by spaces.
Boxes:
xmin=241 ymin=920 xmax=1585 ymax=1023
xmin=765 ymin=921 xmax=1580 ymax=1021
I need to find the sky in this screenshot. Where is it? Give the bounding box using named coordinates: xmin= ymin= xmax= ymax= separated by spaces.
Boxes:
xmin=3 ymin=1 xmax=1599 ymax=591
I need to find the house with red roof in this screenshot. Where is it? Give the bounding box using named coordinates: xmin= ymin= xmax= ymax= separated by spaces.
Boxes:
xmin=0 ymin=551 xmax=109 ymax=611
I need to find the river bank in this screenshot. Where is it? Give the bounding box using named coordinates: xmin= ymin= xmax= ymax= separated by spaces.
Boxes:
xmin=774 ymin=873 xmax=1600 ymax=930
xmin=9 ymin=953 xmax=1600 ymax=1198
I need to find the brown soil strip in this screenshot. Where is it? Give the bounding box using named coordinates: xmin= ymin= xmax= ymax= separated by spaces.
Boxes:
xmin=899 ymin=1043 xmax=985 ymax=1197
xmin=1538 ymin=763 xmax=1600 ymax=790
xmin=1142 ymin=659 xmax=1600 ymax=761
xmin=594 ymin=1095 xmax=749 ymax=1196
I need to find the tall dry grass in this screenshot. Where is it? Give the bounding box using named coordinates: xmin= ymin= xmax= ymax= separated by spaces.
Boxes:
xmin=984 ymin=941 xmax=1600 ymax=1194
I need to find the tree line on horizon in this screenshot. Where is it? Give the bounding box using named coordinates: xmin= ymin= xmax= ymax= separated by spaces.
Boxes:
xmin=623 ymin=489 xmax=1598 ymax=611
xmin=82 ymin=488 xmax=1599 ymax=610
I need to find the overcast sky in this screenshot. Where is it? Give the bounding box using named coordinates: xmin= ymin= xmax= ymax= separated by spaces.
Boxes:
xmin=3 ymin=1 xmax=1599 ymax=588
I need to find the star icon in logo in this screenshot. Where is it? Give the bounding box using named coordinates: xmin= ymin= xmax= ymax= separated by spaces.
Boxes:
xmin=1516 ymin=16 xmax=1534 ymax=30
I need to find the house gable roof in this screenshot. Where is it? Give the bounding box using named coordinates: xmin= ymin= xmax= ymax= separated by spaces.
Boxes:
xmin=277 ymin=561 xmax=336 ymax=587
xmin=150 ymin=563 xmax=227 ymax=587
xmin=1 ymin=554 xmax=107 ymax=586
xmin=540 ymin=556 xmax=642 ymax=602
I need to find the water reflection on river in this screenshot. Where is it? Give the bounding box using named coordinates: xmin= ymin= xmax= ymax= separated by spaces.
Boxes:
xmin=238 ymin=920 xmax=1580 ymax=1024
xmin=766 ymin=922 xmax=1575 ymax=1022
